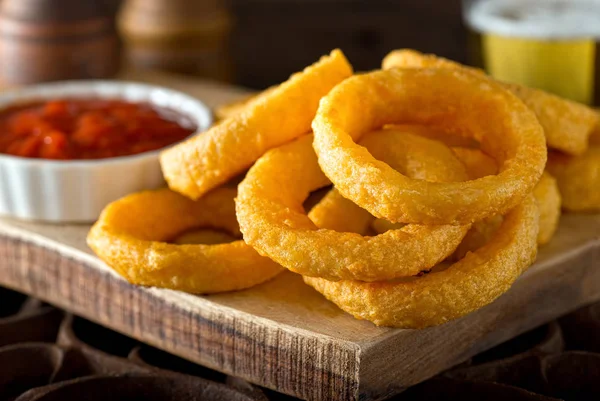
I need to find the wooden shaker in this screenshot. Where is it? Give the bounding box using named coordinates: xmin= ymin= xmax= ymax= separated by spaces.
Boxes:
xmin=119 ymin=0 xmax=233 ymax=82
xmin=0 ymin=0 xmax=122 ymax=85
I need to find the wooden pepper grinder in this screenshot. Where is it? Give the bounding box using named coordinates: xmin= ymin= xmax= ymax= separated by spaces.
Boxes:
xmin=0 ymin=0 xmax=122 ymax=85
xmin=118 ymin=0 xmax=233 ymax=82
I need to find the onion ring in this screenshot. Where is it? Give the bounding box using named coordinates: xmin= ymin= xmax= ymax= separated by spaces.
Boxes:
xmin=547 ymin=147 xmax=600 ymax=212
xmin=304 ymin=195 xmax=539 ymax=329
xmin=312 ymin=68 xmax=546 ymax=225
xmin=236 ymin=135 xmax=471 ymax=282
xmin=161 ymin=49 xmax=353 ymax=200
xmin=310 ymin=129 xmax=469 ymax=236
xmin=88 ymin=187 xmax=283 ymax=294
xmin=382 ymin=49 xmax=598 ymax=156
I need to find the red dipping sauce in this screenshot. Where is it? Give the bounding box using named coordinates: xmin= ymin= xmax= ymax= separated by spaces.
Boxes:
xmin=0 ymin=99 xmax=197 ymax=160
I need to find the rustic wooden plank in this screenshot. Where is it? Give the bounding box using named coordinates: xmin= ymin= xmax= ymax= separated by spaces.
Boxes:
xmin=0 ymin=72 xmax=598 ymax=400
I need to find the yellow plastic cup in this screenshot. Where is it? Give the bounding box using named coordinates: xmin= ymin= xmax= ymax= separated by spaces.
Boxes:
xmin=483 ymin=35 xmax=595 ymax=104
xmin=465 ymin=0 xmax=600 ymax=104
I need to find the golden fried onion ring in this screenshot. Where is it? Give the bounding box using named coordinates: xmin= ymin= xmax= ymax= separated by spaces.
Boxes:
xmin=236 ymin=135 xmax=470 ymax=282
xmin=312 ymin=68 xmax=546 ymax=225
xmin=161 ymin=49 xmax=352 ymax=200
xmin=547 ymin=147 xmax=600 ymax=212
xmin=88 ymin=188 xmax=283 ymax=294
xmin=304 ymin=195 xmax=539 ymax=329
xmin=310 ymin=129 xmax=469 ymax=237
xmin=382 ymin=49 xmax=598 ymax=156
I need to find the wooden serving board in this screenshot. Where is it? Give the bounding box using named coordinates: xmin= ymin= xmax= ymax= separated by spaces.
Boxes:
xmin=0 ymin=71 xmax=599 ymax=401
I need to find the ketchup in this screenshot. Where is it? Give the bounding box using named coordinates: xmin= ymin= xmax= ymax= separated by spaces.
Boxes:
xmin=0 ymin=99 xmax=197 ymax=160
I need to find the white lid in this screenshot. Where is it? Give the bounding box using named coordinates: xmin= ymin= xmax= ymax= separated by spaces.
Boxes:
xmin=465 ymin=0 xmax=600 ymax=39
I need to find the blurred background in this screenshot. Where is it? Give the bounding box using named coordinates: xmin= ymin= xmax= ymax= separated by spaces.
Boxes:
xmin=0 ymin=0 xmax=466 ymax=89
xmin=227 ymin=0 xmax=466 ymax=88
xmin=0 ymin=0 xmax=598 ymax=103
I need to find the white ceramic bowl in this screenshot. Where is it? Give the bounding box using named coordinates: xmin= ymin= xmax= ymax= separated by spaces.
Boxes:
xmin=0 ymin=81 xmax=212 ymax=222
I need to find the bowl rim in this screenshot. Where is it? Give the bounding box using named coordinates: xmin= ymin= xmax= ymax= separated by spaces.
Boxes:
xmin=0 ymin=79 xmax=213 ymax=167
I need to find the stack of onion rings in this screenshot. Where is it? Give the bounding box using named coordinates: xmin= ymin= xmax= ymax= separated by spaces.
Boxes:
xmin=238 ymin=62 xmax=547 ymax=327
xmin=88 ymin=47 xmax=592 ymax=329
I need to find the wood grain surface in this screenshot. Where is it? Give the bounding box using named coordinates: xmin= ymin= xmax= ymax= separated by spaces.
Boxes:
xmin=0 ymin=72 xmax=598 ymax=401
